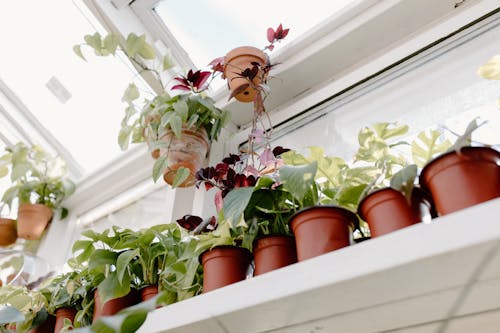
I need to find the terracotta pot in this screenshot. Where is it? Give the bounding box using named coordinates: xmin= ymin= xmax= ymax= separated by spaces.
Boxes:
xmin=419 ymin=147 xmax=500 ymax=215
xmin=29 ymin=315 xmax=55 ymax=333
xmin=358 ymin=188 xmax=421 ymax=238
xmin=17 ymin=204 xmax=52 ymax=240
xmin=92 ymin=290 xmax=138 ymax=322
xmin=0 ymin=218 xmax=17 ymax=246
xmin=160 ymin=127 xmax=209 ymax=187
xmin=54 ymin=307 xmax=77 ymax=333
xmin=140 ymin=285 xmax=159 ymax=302
xmin=201 ymin=246 xmax=252 ymax=293
xmin=253 ymin=235 xmax=297 ymax=276
xmin=290 ymin=206 xmax=356 ymax=261
xmin=223 ymin=46 xmax=268 ymax=103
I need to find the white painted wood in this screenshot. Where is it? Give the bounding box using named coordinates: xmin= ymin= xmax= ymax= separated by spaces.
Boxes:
xmin=137 ymin=198 xmax=500 ymax=333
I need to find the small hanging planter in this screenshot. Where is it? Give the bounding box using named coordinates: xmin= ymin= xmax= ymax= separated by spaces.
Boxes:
xmin=358 ymin=187 xmax=432 ymax=238
xmin=419 ymin=147 xmax=500 ymax=215
xmin=290 ymin=206 xmax=357 ymax=261
xmin=200 ymin=245 xmax=252 ymax=293
xmin=16 ymin=203 xmax=52 ymax=240
xmin=0 ymin=218 xmax=17 ymax=246
xmin=154 ymin=127 xmax=209 ymax=188
xmin=253 ymin=235 xmax=297 ymax=276
xmin=223 ymin=46 xmax=269 ymax=103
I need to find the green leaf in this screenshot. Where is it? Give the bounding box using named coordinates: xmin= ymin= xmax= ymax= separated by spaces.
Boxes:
xmin=139 ymin=41 xmax=156 ymax=59
xmin=280 ymin=162 xmax=318 ymax=203
xmin=60 ymin=207 xmax=69 ymax=220
xmin=0 ymin=165 xmax=8 ymax=178
xmin=103 ymin=34 xmax=120 ymax=55
xmin=73 ymin=45 xmax=86 ymax=61
xmin=152 ymin=156 xmax=168 ymax=182
xmin=121 ymin=83 xmax=140 ymax=104
xmin=223 ymin=187 xmax=254 ymax=227
xmin=477 ymin=55 xmax=500 ymax=80
xmin=411 ymin=130 xmax=452 ymax=167
xmin=171 ymin=167 xmax=190 ymax=188
xmin=390 ymin=164 xmax=418 ymax=201
xmin=169 ymin=115 xmax=182 ymax=139
xmin=373 ymin=122 xmax=409 ymax=140
xmin=0 ymin=305 xmax=25 ymax=325
xmin=89 ymin=249 xmax=118 ymax=269
xmin=173 ymin=100 xmax=189 ymax=122
xmin=186 ymin=114 xmax=199 ymax=129
xmin=125 ymin=33 xmax=146 ymax=58
xmin=97 ymin=271 xmax=131 ymax=305
xmin=451 ymin=118 xmax=485 ymax=151
xmin=118 ymin=126 xmax=133 ymax=151
xmin=84 ymin=33 xmax=103 ymax=55
xmin=162 ymin=54 xmax=175 ymax=70
xmin=116 ymin=249 xmax=139 ymax=284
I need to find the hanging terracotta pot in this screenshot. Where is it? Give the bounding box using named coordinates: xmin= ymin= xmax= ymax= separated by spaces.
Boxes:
xmin=253 ymin=235 xmax=297 ymax=276
xmin=223 ymin=46 xmax=268 ymax=103
xmin=92 ymin=290 xmax=138 ymax=322
xmin=140 ymin=285 xmax=159 ymax=302
xmin=200 ymin=246 xmax=252 ymax=293
xmin=419 ymin=147 xmax=500 ymax=215
xmin=17 ymin=204 xmax=52 ymax=240
xmin=290 ymin=206 xmax=357 ymax=261
xmin=160 ymin=127 xmax=209 ymax=187
xmin=0 ymin=218 xmax=17 ymax=246
xmin=359 ymin=188 xmax=422 ymax=238
xmin=54 ymin=307 xmax=77 ymax=333
xmin=28 ymin=315 xmax=55 ymax=333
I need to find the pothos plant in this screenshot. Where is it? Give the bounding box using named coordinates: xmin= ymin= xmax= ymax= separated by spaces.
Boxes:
xmin=74 ymin=32 xmax=230 ymax=186
xmin=0 ymin=143 xmax=76 ymax=220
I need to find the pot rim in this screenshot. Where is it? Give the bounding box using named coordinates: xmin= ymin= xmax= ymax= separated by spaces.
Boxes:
xmin=288 ymin=205 xmax=358 ymax=229
xmin=419 ymin=146 xmax=500 ymax=191
xmin=199 ymin=245 xmax=252 ymax=264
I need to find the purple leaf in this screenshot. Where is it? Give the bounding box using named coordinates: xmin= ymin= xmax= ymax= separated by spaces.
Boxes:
xmin=171 ymin=84 xmax=191 ymax=91
xmin=259 ymin=148 xmax=275 ymax=166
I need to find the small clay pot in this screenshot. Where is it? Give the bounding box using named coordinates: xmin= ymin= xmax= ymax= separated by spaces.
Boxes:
xmin=54 ymin=307 xmax=77 ymax=333
xmin=419 ymin=147 xmax=500 ymax=215
xmin=358 ymin=188 xmax=421 ymax=238
xmin=28 ymin=315 xmax=55 ymax=333
xmin=17 ymin=204 xmax=52 ymax=240
xmin=140 ymin=285 xmax=159 ymax=302
xmin=290 ymin=206 xmax=357 ymax=261
xmin=253 ymin=235 xmax=297 ymax=276
xmin=92 ymin=290 xmax=138 ymax=322
xmin=223 ymin=46 xmax=268 ymax=103
xmin=201 ymin=246 xmax=252 ymax=293
xmin=0 ymin=218 xmax=17 ymax=246
xmin=160 ymin=127 xmax=209 ymax=187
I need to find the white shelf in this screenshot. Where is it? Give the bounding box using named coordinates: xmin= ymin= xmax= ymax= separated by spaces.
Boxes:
xmin=138 ymin=198 xmax=500 ymax=333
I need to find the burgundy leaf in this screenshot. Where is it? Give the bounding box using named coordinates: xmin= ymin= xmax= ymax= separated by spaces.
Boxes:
xmin=171 ymin=84 xmax=191 ymax=91
xmin=281 ymin=28 xmax=290 ymax=39
xmin=267 ymin=27 xmax=275 ymax=43
xmin=176 ymin=214 xmax=203 ymax=231
xmin=272 ymin=146 xmax=290 ymax=156
xmin=276 ymin=24 xmax=283 ymax=36
xmin=215 ymin=190 xmax=224 ymax=212
xmin=194 ymin=71 xmax=211 ymax=90
xmin=267 ymin=45 xmax=274 ymax=51
xmin=209 ymin=57 xmax=224 ymax=73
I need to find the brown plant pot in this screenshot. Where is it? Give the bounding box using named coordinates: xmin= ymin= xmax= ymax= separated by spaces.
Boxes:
xmin=17 ymin=204 xmax=52 ymax=240
xmin=223 ymin=46 xmax=268 ymax=103
xmin=253 ymin=235 xmax=297 ymax=276
xmin=200 ymin=246 xmax=252 ymax=293
xmin=290 ymin=206 xmax=356 ymax=261
xmin=160 ymin=127 xmax=209 ymax=187
xmin=358 ymin=188 xmax=421 ymax=238
xmin=92 ymin=290 xmax=138 ymax=322
xmin=140 ymin=285 xmax=159 ymax=302
xmin=54 ymin=307 xmax=77 ymax=333
xmin=29 ymin=315 xmax=55 ymax=333
xmin=0 ymin=218 xmax=17 ymax=246
xmin=419 ymin=147 xmax=500 ymax=215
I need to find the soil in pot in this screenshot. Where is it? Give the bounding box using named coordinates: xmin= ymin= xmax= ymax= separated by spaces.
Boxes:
xmin=201 ymin=246 xmax=252 ymax=293
xmin=223 ymin=46 xmax=268 ymax=103
xmin=290 ymin=206 xmax=357 ymax=261
xmin=54 ymin=307 xmax=77 ymax=333
xmin=160 ymin=128 xmax=209 ymax=187
xmin=0 ymin=218 xmax=17 ymax=246
xmin=419 ymin=147 xmax=500 ymax=215
xmin=92 ymin=290 xmax=138 ymax=322
xmin=253 ymin=235 xmax=297 ymax=276
xmin=17 ymin=204 xmax=52 ymax=240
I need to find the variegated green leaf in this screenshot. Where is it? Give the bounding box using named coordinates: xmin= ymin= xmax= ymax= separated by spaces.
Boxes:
xmin=171 ymin=167 xmax=190 ymax=188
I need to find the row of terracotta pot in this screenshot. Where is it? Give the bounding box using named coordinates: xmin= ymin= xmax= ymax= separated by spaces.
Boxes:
xmin=0 ymin=203 xmax=53 ymax=246
xmin=31 ymin=287 xmax=159 ymax=333
xmin=201 ymin=147 xmax=500 ymax=293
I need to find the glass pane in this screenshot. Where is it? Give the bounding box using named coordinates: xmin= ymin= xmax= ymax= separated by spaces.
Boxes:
xmin=0 ymin=1 xmax=146 ymax=176
xmin=154 ymin=0 xmax=357 ymax=69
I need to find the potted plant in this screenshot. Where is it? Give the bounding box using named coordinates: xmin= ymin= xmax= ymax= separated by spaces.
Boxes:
xmin=75 ymin=33 xmax=230 ymax=187
xmin=0 ymin=143 xmax=76 ymax=240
